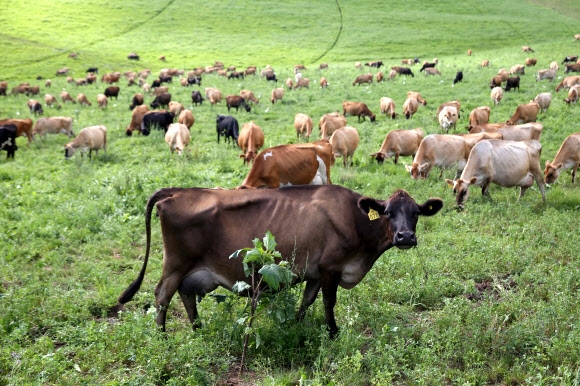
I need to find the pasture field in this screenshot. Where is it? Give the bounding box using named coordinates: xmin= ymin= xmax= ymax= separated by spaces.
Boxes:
xmin=1 ymin=0 xmax=580 ymax=384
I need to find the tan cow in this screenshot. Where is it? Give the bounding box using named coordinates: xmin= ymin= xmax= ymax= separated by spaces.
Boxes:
xmin=61 ymin=91 xmax=75 ymax=104
xmin=294 ymin=78 xmax=310 ymax=89
xmin=510 ymin=64 xmax=525 ymax=75
xmin=97 ymin=94 xmax=108 ymax=109
xmin=491 ymin=86 xmax=504 ymax=105
xmin=342 ymin=101 xmax=376 ymax=122
xmin=490 ymin=75 xmax=503 ymax=88
xmin=76 ymin=93 xmax=91 ymax=106
xmin=424 ymin=67 xmax=441 ymax=76
xmin=481 ymin=60 xmax=490 ymax=68
xmin=467 ymin=49 xmax=472 ymax=56
xmin=126 ymin=105 xmax=149 ymax=135
xmin=375 ymin=72 xmax=384 ymax=82
xmin=238 ymin=121 xmax=265 ymax=165
xmin=206 ymin=88 xmax=222 ymax=105
xmin=168 ymin=101 xmax=184 ymax=116
xmin=506 ymin=102 xmax=540 ymax=125
xmin=544 ymin=133 xmax=580 ymax=183
xmin=576 ymin=34 xmax=580 ymax=41
xmin=329 ymin=126 xmax=360 ymax=167
xmin=438 ymin=106 xmax=459 ymax=133
xmin=64 ymin=125 xmax=107 ymax=159
xmin=388 ymin=69 xmax=397 ymax=80
xmin=550 ymin=61 xmax=560 ymax=71
xmin=469 ymin=123 xmax=543 ymax=141
xmin=532 ymin=92 xmax=551 ymax=112
xmin=555 ymin=76 xmax=580 ymax=92
xmin=403 ymin=97 xmax=419 ymax=119
xmin=45 ymin=79 xmax=52 ymax=88
xmin=468 ymin=106 xmax=491 ymax=129
xmin=271 ymin=88 xmax=284 ymax=104
xmin=320 ymin=77 xmax=328 ymax=88
xmin=525 ymin=58 xmax=537 ymax=67
xmin=379 ymin=97 xmax=397 ymax=119
xmin=294 ymin=113 xmax=313 ymax=141
xmin=536 ymin=69 xmax=556 ymax=82
xmin=178 ymin=109 xmax=194 ymax=129
xmin=152 ymin=86 xmax=169 ymax=96
xmin=33 ymin=117 xmax=74 ymax=138
xmin=564 ymin=85 xmax=580 ymax=104
xmin=522 ymin=46 xmax=534 ymax=52
xmin=498 ymin=69 xmax=509 ymax=81
xmin=446 ymin=139 xmax=545 ymax=209
xmin=44 ymin=94 xmax=61 ymax=109
xmin=371 ymin=128 xmax=424 ymax=164
xmin=0 ymin=118 xmax=34 ymax=143
xmin=407 ymin=91 xmax=427 ymax=105
xmin=319 ymin=112 xmax=347 ymax=140
xmin=353 ymin=73 xmax=373 ymax=86
xmin=165 ymin=123 xmax=190 ymax=155
xmin=240 ymin=90 xmax=259 ymax=104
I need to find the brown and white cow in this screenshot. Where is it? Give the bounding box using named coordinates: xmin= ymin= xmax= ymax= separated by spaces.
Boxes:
xmin=510 ymin=64 xmax=525 ymax=75
xmin=436 ymin=101 xmax=461 ymax=118
xmin=240 ymin=141 xmax=334 ymax=188
xmin=506 ymin=102 xmax=540 ymax=125
xmin=238 ymin=121 xmax=265 ymax=165
xmin=468 ymin=106 xmax=491 ymax=129
xmin=0 ymin=118 xmax=34 ymax=143
xmin=403 ymin=97 xmax=419 ymax=119
xmin=352 ymin=73 xmax=373 ymax=86
xmin=294 ymin=113 xmax=313 ymax=141
xmin=319 ymin=112 xmax=347 ymax=140
xmin=555 ymin=76 xmax=580 ymax=92
xmin=178 ymin=109 xmax=195 ymax=129
xmin=342 ymin=101 xmax=376 ymax=122
xmin=271 ymin=88 xmax=284 ymax=104
xmin=379 ymin=97 xmax=397 ymax=119
xmin=564 ymin=85 xmax=580 ymax=104
xmin=544 ymin=133 xmax=580 ymax=183
xmin=64 ymin=125 xmax=106 ymax=159
xmin=329 ymin=126 xmax=360 ymax=167
xmin=438 ymin=106 xmax=459 ymax=133
xmin=33 ymin=116 xmax=74 ymax=138
xmin=116 ymin=185 xmax=443 ymax=337
xmin=371 ymin=128 xmax=424 ymax=164
xmin=164 ymin=123 xmax=191 ymax=155
xmin=446 ymin=139 xmax=545 ymax=209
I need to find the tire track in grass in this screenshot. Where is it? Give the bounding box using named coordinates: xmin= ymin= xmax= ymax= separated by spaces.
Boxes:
xmin=2 ymin=0 xmax=177 ymax=69
xmin=312 ymin=0 xmax=343 ymax=64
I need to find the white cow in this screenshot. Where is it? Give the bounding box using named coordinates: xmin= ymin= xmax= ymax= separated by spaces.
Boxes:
xmin=165 ymin=123 xmax=191 ymax=155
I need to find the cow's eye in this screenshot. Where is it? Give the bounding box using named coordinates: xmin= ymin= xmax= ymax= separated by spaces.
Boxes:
xmin=384 ymin=210 xmax=391 ymax=217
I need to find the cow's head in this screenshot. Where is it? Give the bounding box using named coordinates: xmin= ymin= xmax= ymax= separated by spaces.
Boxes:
xmin=405 ymin=162 xmax=428 ymax=179
xmin=64 ymin=145 xmax=75 ymax=159
xmin=446 ymin=177 xmax=477 ymax=209
xmin=358 ymin=189 xmax=443 ymax=249
xmin=544 ymin=160 xmax=563 ymax=184
xmin=370 ymin=152 xmax=386 ymax=164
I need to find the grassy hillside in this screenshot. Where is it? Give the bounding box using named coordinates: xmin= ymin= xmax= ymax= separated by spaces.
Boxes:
xmin=1 ymin=0 xmax=580 ymax=385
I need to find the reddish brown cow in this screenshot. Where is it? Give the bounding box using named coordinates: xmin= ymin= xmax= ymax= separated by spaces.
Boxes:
xmin=544 ymin=133 xmax=580 ymax=183
xmin=294 ymin=113 xmax=313 ymax=141
xmin=342 ymin=101 xmax=376 ymax=122
xmin=126 ymin=105 xmax=150 ymax=135
xmin=352 ymin=73 xmax=373 ymax=86
xmin=0 ymin=118 xmax=34 ymax=143
xmin=506 ymin=102 xmax=540 ymax=125
xmin=238 ymin=121 xmax=264 ymax=165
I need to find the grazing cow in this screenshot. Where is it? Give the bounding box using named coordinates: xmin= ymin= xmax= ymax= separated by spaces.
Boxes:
xmin=525 ymin=58 xmax=537 ymax=67
xmin=206 ymin=88 xmax=222 ymax=105
xmin=191 ymin=90 xmax=204 ymax=105
xmin=319 ymin=112 xmax=347 ymax=140
xmin=565 ymin=63 xmax=580 ymax=74
xmin=365 ymin=61 xmax=383 ymax=68
xmin=168 ymin=101 xmax=184 ymax=117
xmin=240 ymin=141 xmax=334 ymax=188
xmin=564 ymin=85 xmax=580 ymax=104
xmin=435 ymin=101 xmax=461 ymax=119
xmin=498 ymin=68 xmax=509 ymax=81
xmin=403 ymin=98 xmax=419 ymax=119
xmin=27 ymin=99 xmax=43 ymax=115
xmin=467 ymin=49 xmax=472 ymax=56
xmin=397 ymin=67 xmax=414 ymax=77
xmin=0 ymin=118 xmax=34 ymax=143
xmin=226 ymin=95 xmax=251 ymax=113
xmin=150 ymin=93 xmax=171 ymax=109
xmin=55 ymin=67 xmax=69 ymax=76
xmin=61 ymin=91 xmax=75 ymax=104
xmin=329 ymin=126 xmax=360 ymax=167
xmin=401 ymin=59 xmax=414 ymax=65
xmin=375 ymin=72 xmax=384 ymax=83
xmin=285 ymin=78 xmax=294 ymax=89
xmin=407 ymin=91 xmax=427 ymax=105
xmin=104 ymin=86 xmax=120 ymax=99
xmin=319 ymin=63 xmax=328 ymax=69
xmin=216 ymin=115 xmax=239 ymax=145
xmin=141 ymin=111 xmax=175 ymax=135
xmin=446 ymin=140 xmax=545 ymax=209
xmin=33 ymin=116 xmax=74 ymax=138
xmin=342 ymin=101 xmax=376 ymax=122
xmin=178 ymin=109 xmax=195 ymax=129
xmin=127 ymin=52 xmax=140 ymax=60
xmin=265 ymin=73 xmax=278 ymax=82
xmin=419 ymin=62 xmax=436 ymax=72
xmin=562 ymin=55 xmax=579 ymax=64
xmin=86 ymin=67 xmax=98 ymax=74
xmin=505 ymin=76 xmax=520 ymax=92
xmin=240 ymin=90 xmax=259 ymax=104
xmin=406 ymin=134 xmax=476 ymax=179
xmin=44 ymin=79 xmax=52 ymax=88
xmin=271 ymin=88 xmax=284 ymax=104
xmin=97 ymin=94 xmax=108 ymax=109
xmin=294 ymin=78 xmax=310 ymax=89
xmin=481 ymin=60 xmax=490 ymax=68
xmin=438 ymin=106 xmax=459 ymax=133
xmin=388 ymin=69 xmax=397 ymax=80
xmin=187 ymin=76 xmax=202 ymax=86
xmin=75 ymin=78 xmax=87 ymax=86
xmin=238 ymin=121 xmax=264 ymax=164
xmin=320 ymin=77 xmax=328 ymax=88
xmin=294 ymin=113 xmax=313 ymax=141
xmin=11 ymin=84 xmax=29 ymax=95
xmin=355 ymin=61 xmax=362 ymax=68
xmin=353 ymin=73 xmax=373 ymax=86
xmin=453 ymin=71 xmax=463 ymax=85
xmin=468 ymin=106 xmax=491 ymax=129
xmin=0 ymin=82 xmax=7 ymax=96
xmin=532 ymin=92 xmax=551 ymax=112
xmin=164 ymin=123 xmax=190 ymax=155
xmin=0 ymin=124 xmax=18 ymax=158
xmin=129 ymin=93 xmax=143 ymax=110
xmin=536 ymin=69 xmax=556 ymax=82
xmin=490 ymin=86 xmax=504 ymax=106
xmin=44 ymin=94 xmax=61 ymax=109
xmin=116 ymin=185 xmax=443 ymax=337
xmin=555 ymin=76 xmax=580 ymax=92
xmin=102 ymin=73 xmax=120 ymax=84
xmin=245 ymin=66 xmax=257 ymax=76
xmin=544 ymin=133 xmax=580 ymax=183
xmin=228 ymin=71 xmax=245 ymax=80
xmin=379 ymin=97 xmax=397 ymax=119
xmin=469 ymin=123 xmax=543 ymax=142
xmin=25 ymin=86 xmax=40 ymax=96
xmin=550 ymin=61 xmax=559 ymax=71
xmin=370 ymin=128 xmax=424 ymax=164
xmin=424 ymin=67 xmax=441 ymax=76
xmin=576 ymin=34 xmax=580 ymax=41
xmin=64 ymin=125 xmax=107 ymax=159
xmin=522 ymin=46 xmax=534 ymax=53
xmin=76 ymin=93 xmax=91 ymax=106
xmin=506 ymin=102 xmax=540 ymax=125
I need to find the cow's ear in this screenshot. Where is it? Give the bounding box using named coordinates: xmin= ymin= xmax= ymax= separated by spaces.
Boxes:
xmin=445 ymin=179 xmax=454 ymax=188
xmin=545 ymin=160 xmax=551 ymax=167
xmin=357 ymin=197 xmax=384 ymax=218
xmin=469 ymin=177 xmax=478 ymax=185
xmin=418 ymin=198 xmax=443 ymax=216
xmin=555 ymin=163 xmax=563 ymax=170
xmin=405 ymin=164 xmax=412 ymax=172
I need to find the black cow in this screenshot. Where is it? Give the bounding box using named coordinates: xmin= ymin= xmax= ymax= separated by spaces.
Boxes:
xmin=86 ymin=67 xmax=98 ymax=73
xmin=216 ymin=114 xmax=239 ymax=146
xmin=150 ymin=93 xmax=171 ymax=109
xmin=159 ymin=75 xmax=172 ymax=84
xmin=266 ymin=73 xmax=278 ymax=82
xmin=28 ymin=100 xmax=44 ymax=116
xmin=365 ymin=61 xmax=383 ymax=68
xmin=151 ymin=79 xmax=162 ymax=88
xmin=562 ymin=56 xmax=578 ymax=64
xmin=104 ymin=86 xmax=120 ymax=99
xmin=226 ymin=95 xmax=251 ymax=113
xmin=505 ymin=76 xmax=520 ymax=92
xmin=129 ymin=94 xmax=144 ymax=110
xmin=127 ymin=53 xmax=140 ymax=60
xmin=398 ymin=68 xmax=414 ymax=77
xmin=453 ymin=71 xmax=464 ymax=85
xmin=191 ymin=90 xmax=204 ymax=106
xmin=187 ymin=77 xmax=202 ymax=86
xmin=141 ymin=111 xmax=175 ymax=136
xmin=228 ymin=71 xmax=245 ymax=80
xmin=0 ymin=124 xmax=18 ymax=159
xmin=419 ymin=62 xmax=436 ymax=72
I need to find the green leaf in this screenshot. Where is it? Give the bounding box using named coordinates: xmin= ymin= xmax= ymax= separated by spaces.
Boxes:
xmin=232 ymin=281 xmax=251 ymax=293
xmin=243 ymin=249 xmax=263 ymax=264
xmin=255 ymin=332 xmax=261 ymax=349
xmin=258 ymin=263 xmax=297 ymax=291
xmin=263 ymin=230 xmax=277 ymax=252
xmin=252 ymin=237 xmax=263 ymax=250
xmin=229 ymin=249 xmax=247 ymax=260
xmin=236 ymin=316 xmax=247 ymax=325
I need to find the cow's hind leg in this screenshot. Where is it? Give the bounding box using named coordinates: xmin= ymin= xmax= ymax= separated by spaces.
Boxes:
xmin=154 ymin=275 xmax=182 ymax=331
xmin=296 ymin=279 xmax=322 ymax=321
xmin=178 ymin=291 xmax=201 ymax=330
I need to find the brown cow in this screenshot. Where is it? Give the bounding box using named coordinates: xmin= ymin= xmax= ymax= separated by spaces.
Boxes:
xmin=130 ymin=93 xmax=144 ymax=110
xmin=564 ymin=85 xmax=580 ymax=104
xmin=285 ymin=78 xmax=294 ymax=90
xmin=468 ymin=106 xmax=491 ymax=129
xmin=240 ymin=141 xmax=334 ymax=188
xmin=206 ymin=88 xmax=222 ymax=105
xmin=33 ymin=116 xmax=74 ymax=138
xmin=329 ymin=126 xmax=360 ymax=167
xmin=226 ymin=95 xmax=250 ymax=113
xmin=319 ymin=112 xmax=347 ymax=140
xmin=271 ymin=88 xmax=284 ymax=104
xmin=97 ymin=94 xmax=108 ymax=109
xmin=525 ymin=58 xmax=537 ymax=67
xmin=294 ymin=113 xmax=313 ymax=141
xmin=294 ymin=78 xmax=310 ymax=89
xmin=544 ymin=133 xmax=580 ymax=183
xmin=76 ymin=93 xmax=92 ymax=106
xmin=342 ymin=101 xmax=376 ymax=122
xmin=506 ymin=102 xmax=540 ymax=125
xmin=319 ymin=77 xmax=328 ymax=88
xmin=522 ymin=46 xmax=534 ymax=53
xmin=379 ymin=97 xmax=397 ymax=119
xmin=565 ymin=63 xmax=580 ymax=74
xmin=126 ymin=105 xmax=150 ymax=135
xmin=371 ymin=128 xmax=424 ymax=164
xmin=178 ymin=109 xmax=195 ymax=129
xmin=116 ymin=185 xmax=443 ymax=337
xmin=498 ymin=69 xmax=509 ymax=81
xmin=407 ymin=91 xmax=427 ymax=105
xmin=44 ymin=94 xmax=61 ymax=109
xmin=490 ymin=75 xmax=503 ymax=89
xmin=402 ymin=97 xmax=419 ymax=119
xmin=238 ymin=121 xmax=264 ymax=165
xmin=61 ymin=91 xmax=75 ymax=104
xmin=0 ymin=118 xmax=34 ymax=143
xmin=239 ymin=90 xmax=259 ymax=104
xmin=555 ymin=76 xmax=580 ymax=92
xmin=353 ymin=73 xmax=373 ymax=86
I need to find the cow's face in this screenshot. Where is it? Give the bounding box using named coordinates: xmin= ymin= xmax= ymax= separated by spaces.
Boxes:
xmin=64 ymin=145 xmax=75 ymax=159
xmin=544 ymin=161 xmax=563 ymax=184
xmin=446 ymin=178 xmax=474 ymax=209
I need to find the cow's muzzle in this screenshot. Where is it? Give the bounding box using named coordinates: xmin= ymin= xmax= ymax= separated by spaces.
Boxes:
xmin=393 ymin=231 xmax=417 ymax=249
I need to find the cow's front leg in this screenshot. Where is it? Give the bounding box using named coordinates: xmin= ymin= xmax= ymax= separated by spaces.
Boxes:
xmin=320 ymin=271 xmax=341 ymax=339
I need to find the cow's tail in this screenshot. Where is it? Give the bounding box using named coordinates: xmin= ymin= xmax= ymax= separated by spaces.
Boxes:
xmin=117 ymin=189 xmax=169 ymax=304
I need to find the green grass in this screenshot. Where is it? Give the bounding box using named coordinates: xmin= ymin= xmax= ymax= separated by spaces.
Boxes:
xmin=2 ymin=0 xmax=580 ymax=384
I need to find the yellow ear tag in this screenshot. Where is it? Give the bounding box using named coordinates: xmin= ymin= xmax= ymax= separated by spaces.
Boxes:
xmin=368 ymin=208 xmax=380 ymax=221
